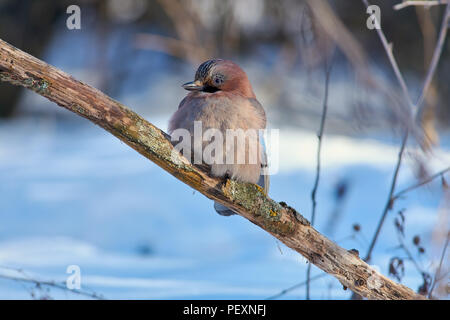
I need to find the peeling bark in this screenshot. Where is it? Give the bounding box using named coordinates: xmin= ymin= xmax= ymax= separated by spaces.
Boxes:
xmin=0 ymin=38 xmax=426 ymax=300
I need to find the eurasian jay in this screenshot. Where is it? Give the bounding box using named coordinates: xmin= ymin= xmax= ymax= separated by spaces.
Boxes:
xmin=168 ymin=59 xmax=269 ymax=216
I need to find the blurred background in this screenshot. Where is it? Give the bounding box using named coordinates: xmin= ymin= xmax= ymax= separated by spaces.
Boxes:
xmin=0 ymin=0 xmax=448 ymax=299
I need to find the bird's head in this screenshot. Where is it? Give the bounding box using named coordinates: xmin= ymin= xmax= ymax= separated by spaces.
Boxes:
xmin=182 ymin=59 xmax=255 ymax=98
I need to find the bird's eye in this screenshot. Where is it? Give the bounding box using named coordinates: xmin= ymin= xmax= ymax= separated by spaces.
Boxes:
xmin=213 ymin=75 xmax=224 ymax=86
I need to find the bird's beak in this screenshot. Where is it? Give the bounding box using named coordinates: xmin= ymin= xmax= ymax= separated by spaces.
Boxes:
xmin=182 ymin=80 xmax=204 ymax=91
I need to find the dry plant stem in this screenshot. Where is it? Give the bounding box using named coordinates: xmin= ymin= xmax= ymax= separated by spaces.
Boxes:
xmin=0 ymin=38 xmax=425 ymax=300
xmin=396 ymin=231 xmax=428 ymax=277
xmin=428 ymin=232 xmax=449 ymax=298
xmin=393 ymin=166 xmax=450 ymax=200
xmin=364 ymin=132 xmax=408 ymax=263
xmin=354 ymin=1 xmax=449 ymax=300
xmin=0 ymin=273 xmax=103 ymax=300
xmin=362 ymin=0 xmax=414 ymax=108
xmin=394 ymin=1 xmax=450 ymax=11
xmin=362 ymin=0 xmax=450 ymax=261
xmin=306 ymin=61 xmax=332 ymax=300
xmin=361 ymin=1 xmax=450 ymax=263
xmin=415 ymin=4 xmax=450 ymax=122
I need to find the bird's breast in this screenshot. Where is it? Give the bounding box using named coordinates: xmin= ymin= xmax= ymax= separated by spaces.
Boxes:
xmin=168 ymin=92 xmax=266 ymax=184
xmin=191 ymin=94 xmax=265 ymax=132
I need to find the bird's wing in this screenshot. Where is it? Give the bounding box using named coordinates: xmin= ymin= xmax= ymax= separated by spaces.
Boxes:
xmin=177 ymin=95 xmax=189 ymax=109
xmin=258 ymin=130 xmax=270 ymax=194
xmin=248 ymin=97 xmax=270 ymax=193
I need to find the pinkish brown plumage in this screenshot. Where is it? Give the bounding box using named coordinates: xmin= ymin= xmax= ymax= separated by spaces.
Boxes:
xmin=168 ymin=59 xmax=269 ymax=216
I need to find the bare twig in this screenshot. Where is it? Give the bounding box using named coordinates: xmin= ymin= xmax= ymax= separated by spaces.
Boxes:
xmin=394 ymin=166 xmax=450 ymax=200
xmin=394 ymin=228 xmax=430 ymax=282
xmin=415 ymin=3 xmax=450 ymax=122
xmin=394 ymin=1 xmax=450 ymax=11
xmin=361 ymin=0 xmax=450 ymax=262
xmin=365 ymin=132 xmax=408 ymax=262
xmin=310 ymin=62 xmax=333 ymax=227
xmin=362 ymin=0 xmax=414 ymax=108
xmin=0 ymin=267 xmax=103 ymax=300
xmin=355 ymin=1 xmax=450 ymax=299
xmin=306 ymin=59 xmax=333 ymax=300
xmin=428 ymin=232 xmax=450 ymax=298
xmin=267 ymin=273 xmax=326 ymax=300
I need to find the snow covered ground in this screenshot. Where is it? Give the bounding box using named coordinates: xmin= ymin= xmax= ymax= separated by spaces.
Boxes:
xmin=0 ymin=115 xmax=448 ymax=299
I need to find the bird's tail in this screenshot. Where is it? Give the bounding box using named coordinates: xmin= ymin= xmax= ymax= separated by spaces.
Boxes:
xmin=214 ymin=202 xmax=237 ymax=216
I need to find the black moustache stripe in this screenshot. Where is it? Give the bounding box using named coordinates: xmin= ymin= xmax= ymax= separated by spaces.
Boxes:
xmin=202 ymin=85 xmax=220 ymax=93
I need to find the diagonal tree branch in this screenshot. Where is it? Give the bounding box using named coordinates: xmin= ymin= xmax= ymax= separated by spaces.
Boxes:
xmin=0 ymin=38 xmax=425 ymax=300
